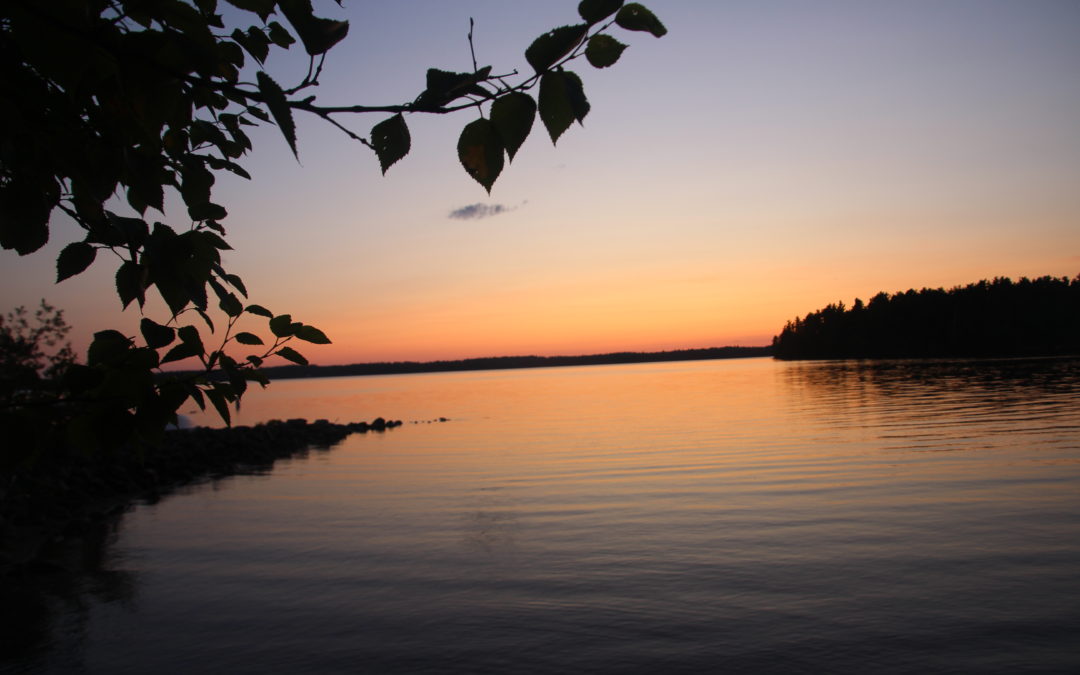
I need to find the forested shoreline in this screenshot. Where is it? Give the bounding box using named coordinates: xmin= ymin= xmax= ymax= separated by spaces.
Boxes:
xmin=198 ymin=346 xmax=773 ymax=381
xmin=772 ymin=275 xmax=1080 ymax=360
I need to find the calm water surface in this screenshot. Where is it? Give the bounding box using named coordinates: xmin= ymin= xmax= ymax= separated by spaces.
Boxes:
xmin=7 ymin=357 xmax=1080 ymax=673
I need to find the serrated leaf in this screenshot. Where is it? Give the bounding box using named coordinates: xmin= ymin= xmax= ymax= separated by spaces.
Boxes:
xmin=224 ymin=273 xmax=247 ymax=297
xmin=563 ymin=71 xmax=590 ymax=123
xmin=196 ymin=308 xmax=216 ymax=332
xmin=204 ymin=385 xmax=232 ymax=426
xmin=244 ymin=368 xmax=270 ymax=387
xmin=178 ymin=325 xmax=205 ymax=353
xmin=57 ymin=242 xmax=96 ymax=282
xmin=257 ymin=71 xmax=297 ymax=158
xmin=209 ymin=277 xmax=243 ymax=317
xmin=269 ymin=313 xmax=295 ymax=337
xmin=586 ymin=34 xmax=628 ymax=68
xmin=415 ymin=67 xmax=493 ymax=110
xmin=525 ymin=24 xmax=588 ymax=73
xmin=160 ymin=341 xmax=202 ymax=365
xmin=579 ymin=0 xmax=624 ymax=24
xmin=245 ymin=304 xmax=273 ymax=318
xmin=188 ymin=201 xmax=228 ymax=221
xmin=295 ymin=324 xmax=331 ymax=344
xmin=199 ymin=230 xmax=232 ymax=250
xmin=234 ymin=332 xmax=264 ymax=345
xmin=87 ymin=330 xmax=131 ymax=367
xmin=106 ymin=211 xmax=150 ymax=247
xmin=278 ymin=0 xmax=349 ymax=56
xmin=458 ymin=118 xmax=504 ymax=193
xmin=0 ymin=184 xmax=50 ymax=255
xmin=232 ymin=27 xmax=269 ymax=64
xmin=220 ymin=292 xmax=243 ymax=317
xmin=140 ymin=318 xmax=176 ymax=349
xmin=539 ymin=70 xmax=590 ymax=144
xmin=490 ymin=93 xmax=536 ymax=162
xmin=371 ymin=114 xmax=410 ymax=174
xmin=276 ymin=345 xmax=308 ymax=366
xmin=267 ymin=21 xmax=295 ymax=48
xmin=116 ymin=260 xmax=144 ymax=309
xmin=615 ymin=3 xmax=667 ymax=37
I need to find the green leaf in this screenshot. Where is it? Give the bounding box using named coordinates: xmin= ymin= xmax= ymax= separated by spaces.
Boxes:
xmin=245 ymin=304 xmax=274 ymax=318
xmin=525 ymin=24 xmax=588 ymax=73
xmin=457 ymin=118 xmax=504 ymax=193
xmin=295 ymin=324 xmax=331 ymax=344
xmin=140 ymin=318 xmax=176 ymax=349
xmin=269 ymin=313 xmax=295 ymax=337
xmin=371 ymin=114 xmax=411 ymax=174
xmin=257 ymin=71 xmax=297 ymax=158
xmin=539 ymin=70 xmax=590 ymax=144
xmin=586 ymin=34 xmax=628 ymax=68
xmin=490 ymin=93 xmax=536 ymax=162
xmin=234 ymin=332 xmax=264 ymax=345
xmin=579 ymin=0 xmax=624 ymax=25
xmin=615 ymin=3 xmax=668 ymax=37
xmin=57 ymin=242 xmax=97 ymax=282
xmin=276 ymin=345 xmax=309 ymax=366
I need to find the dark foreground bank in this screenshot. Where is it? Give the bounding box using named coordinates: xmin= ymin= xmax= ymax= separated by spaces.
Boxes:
xmin=0 ymin=417 xmax=408 ymax=577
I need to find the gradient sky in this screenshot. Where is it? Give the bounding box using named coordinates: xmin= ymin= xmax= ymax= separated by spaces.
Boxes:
xmin=3 ymin=1 xmax=1079 ymax=365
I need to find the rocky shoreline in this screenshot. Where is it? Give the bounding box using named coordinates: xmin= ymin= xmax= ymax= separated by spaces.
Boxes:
xmin=0 ymin=417 xmax=408 ymax=577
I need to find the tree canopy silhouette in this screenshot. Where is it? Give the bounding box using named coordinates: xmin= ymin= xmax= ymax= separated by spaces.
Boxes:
xmin=772 ymin=275 xmax=1080 ymax=360
xmin=0 ymin=0 xmax=666 ymax=457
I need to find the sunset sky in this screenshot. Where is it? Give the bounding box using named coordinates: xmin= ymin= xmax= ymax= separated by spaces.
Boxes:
xmin=3 ymin=0 xmax=1079 ymax=365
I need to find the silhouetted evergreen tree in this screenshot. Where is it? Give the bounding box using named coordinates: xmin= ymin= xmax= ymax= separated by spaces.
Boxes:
xmin=772 ymin=275 xmax=1080 ymax=359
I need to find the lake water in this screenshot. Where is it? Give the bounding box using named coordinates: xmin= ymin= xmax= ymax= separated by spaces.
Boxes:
xmin=6 ymin=356 xmax=1080 ymax=673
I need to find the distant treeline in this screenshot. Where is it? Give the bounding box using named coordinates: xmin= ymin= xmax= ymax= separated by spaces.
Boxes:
xmin=772 ymin=275 xmax=1080 ymax=360
xmin=247 ymin=346 xmax=771 ymax=380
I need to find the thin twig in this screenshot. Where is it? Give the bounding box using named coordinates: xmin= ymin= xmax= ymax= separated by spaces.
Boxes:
xmin=468 ymin=18 xmax=479 ymax=73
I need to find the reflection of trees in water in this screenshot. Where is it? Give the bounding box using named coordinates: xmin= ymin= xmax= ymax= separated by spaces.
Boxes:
xmin=1 ymin=517 xmax=137 ymax=670
xmin=778 ymin=357 xmax=1080 ymax=447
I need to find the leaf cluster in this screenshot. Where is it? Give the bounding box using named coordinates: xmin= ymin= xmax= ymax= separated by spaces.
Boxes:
xmin=0 ymin=0 xmax=665 ymax=457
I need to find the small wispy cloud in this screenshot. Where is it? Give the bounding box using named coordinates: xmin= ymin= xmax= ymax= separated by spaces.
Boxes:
xmin=448 ymin=202 xmax=520 ymax=220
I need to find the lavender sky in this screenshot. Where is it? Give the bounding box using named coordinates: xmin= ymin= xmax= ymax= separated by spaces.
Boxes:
xmin=3 ymin=1 xmax=1078 ymax=364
